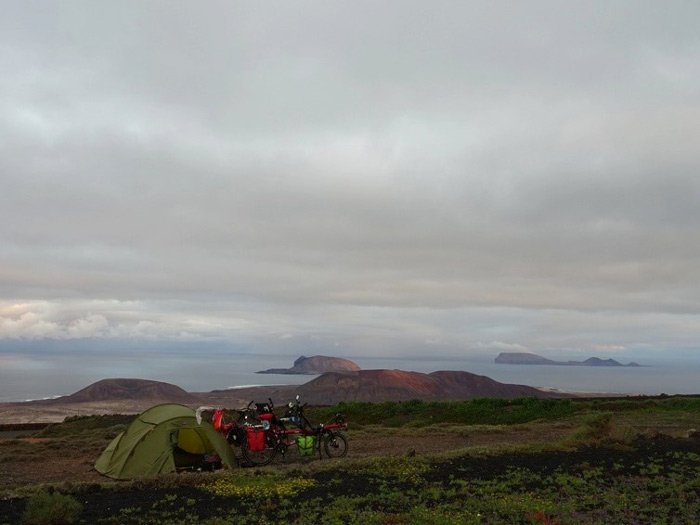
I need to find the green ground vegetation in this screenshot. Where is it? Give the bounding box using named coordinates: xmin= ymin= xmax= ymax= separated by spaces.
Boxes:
xmin=1 ymin=395 xmax=700 ymax=524
xmin=309 ymin=395 xmax=700 ymax=427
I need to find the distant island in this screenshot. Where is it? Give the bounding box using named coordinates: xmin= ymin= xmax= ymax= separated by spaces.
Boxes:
xmin=256 ymin=355 xmax=361 ymax=375
xmin=495 ymin=352 xmax=641 ymax=367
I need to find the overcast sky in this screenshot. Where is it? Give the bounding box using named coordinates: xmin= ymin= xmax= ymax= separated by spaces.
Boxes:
xmin=1 ymin=1 xmax=699 ymax=361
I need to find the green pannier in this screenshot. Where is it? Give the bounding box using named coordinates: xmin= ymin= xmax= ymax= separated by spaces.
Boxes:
xmin=296 ymin=436 xmax=315 ymax=456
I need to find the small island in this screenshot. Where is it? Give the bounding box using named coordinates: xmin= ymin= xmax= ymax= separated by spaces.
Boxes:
xmin=495 ymin=352 xmax=641 ymax=367
xmin=256 ymin=355 xmax=361 ymax=375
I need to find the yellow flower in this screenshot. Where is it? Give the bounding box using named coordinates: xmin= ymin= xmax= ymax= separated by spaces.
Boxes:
xmin=202 ymin=476 xmax=316 ymax=498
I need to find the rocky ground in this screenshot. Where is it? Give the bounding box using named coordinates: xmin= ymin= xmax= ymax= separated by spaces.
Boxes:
xmin=2 ymin=433 xmax=700 ymax=524
xmin=0 ymin=419 xmax=577 ymax=490
xmin=2 ymin=396 xmax=699 ymax=524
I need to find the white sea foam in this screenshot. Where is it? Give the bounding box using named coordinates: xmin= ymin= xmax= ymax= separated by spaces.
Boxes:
xmin=22 ymin=394 xmax=63 ymax=402
xmin=223 ymin=383 xmax=293 ymax=390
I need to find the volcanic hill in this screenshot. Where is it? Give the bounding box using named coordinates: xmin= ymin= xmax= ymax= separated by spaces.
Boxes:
xmin=0 ymin=369 xmax=568 ymax=424
xmin=53 ymin=378 xmax=199 ymax=404
xmin=256 ymin=355 xmax=361 ymax=375
xmin=285 ymin=369 xmax=560 ymax=404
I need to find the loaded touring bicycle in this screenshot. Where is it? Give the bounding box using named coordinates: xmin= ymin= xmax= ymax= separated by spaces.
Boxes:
xmin=197 ymin=395 xmax=348 ymax=466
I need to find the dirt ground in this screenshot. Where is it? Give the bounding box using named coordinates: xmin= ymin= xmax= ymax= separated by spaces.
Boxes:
xmin=3 ymin=434 xmax=700 ymax=525
xmin=0 ymin=421 xmax=578 ymax=490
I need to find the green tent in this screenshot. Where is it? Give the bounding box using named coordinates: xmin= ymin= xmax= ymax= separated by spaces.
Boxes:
xmin=95 ymin=403 xmax=236 ymax=479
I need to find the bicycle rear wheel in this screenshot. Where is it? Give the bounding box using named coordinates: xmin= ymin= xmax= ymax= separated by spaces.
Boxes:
xmin=322 ymin=431 xmax=348 ymax=458
xmin=241 ymin=432 xmax=278 ymax=466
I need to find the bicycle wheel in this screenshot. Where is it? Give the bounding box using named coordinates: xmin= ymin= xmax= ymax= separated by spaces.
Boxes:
xmin=241 ymin=432 xmax=278 ymax=466
xmin=322 ymin=431 xmax=348 ymax=458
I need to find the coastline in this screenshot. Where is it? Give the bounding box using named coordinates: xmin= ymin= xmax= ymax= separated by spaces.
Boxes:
xmin=0 ymin=384 xmax=643 ymax=424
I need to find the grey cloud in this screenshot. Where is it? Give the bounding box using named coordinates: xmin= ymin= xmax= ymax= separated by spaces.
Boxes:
xmin=1 ymin=2 xmax=700 ymax=357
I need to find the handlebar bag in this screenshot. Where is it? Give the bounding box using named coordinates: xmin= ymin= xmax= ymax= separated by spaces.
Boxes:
xmin=246 ymin=427 xmax=266 ymax=452
xmin=296 ymin=436 xmax=315 ymax=456
xmin=258 ymin=413 xmax=275 ymax=422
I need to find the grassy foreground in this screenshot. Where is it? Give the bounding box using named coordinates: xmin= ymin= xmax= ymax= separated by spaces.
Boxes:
xmin=2 ymin=396 xmax=700 ymax=524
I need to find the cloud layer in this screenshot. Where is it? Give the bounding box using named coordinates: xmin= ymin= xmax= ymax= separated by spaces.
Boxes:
xmin=2 ymin=2 xmax=700 ymax=358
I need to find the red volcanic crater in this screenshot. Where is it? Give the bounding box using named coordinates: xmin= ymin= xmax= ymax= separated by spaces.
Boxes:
xmin=294 ymin=369 xmax=556 ymax=404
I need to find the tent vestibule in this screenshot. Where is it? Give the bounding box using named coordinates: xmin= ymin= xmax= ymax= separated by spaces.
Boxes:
xmin=95 ymin=403 xmax=235 ymax=479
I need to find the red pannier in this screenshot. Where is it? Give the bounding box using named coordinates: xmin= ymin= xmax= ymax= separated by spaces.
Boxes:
xmin=212 ymin=409 xmax=234 ymax=434
xmin=212 ymin=409 xmax=225 ymax=431
xmin=246 ymin=427 xmax=266 ymax=452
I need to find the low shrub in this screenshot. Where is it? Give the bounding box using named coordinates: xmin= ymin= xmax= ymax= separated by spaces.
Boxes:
xmin=21 ymin=491 xmax=83 ymax=525
xmin=313 ymin=398 xmax=580 ymax=427
xmin=574 ymin=412 xmax=613 ymax=442
xmin=36 ymin=415 xmax=134 ymax=438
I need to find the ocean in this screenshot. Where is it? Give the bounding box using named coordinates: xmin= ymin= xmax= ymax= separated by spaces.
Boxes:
xmin=1 ymin=349 xmax=699 ymax=403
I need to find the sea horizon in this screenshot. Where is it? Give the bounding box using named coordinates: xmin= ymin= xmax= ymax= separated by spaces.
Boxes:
xmin=2 ymin=350 xmax=699 ymax=403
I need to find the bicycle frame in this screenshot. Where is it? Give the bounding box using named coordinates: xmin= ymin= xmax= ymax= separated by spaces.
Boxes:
xmin=272 ymin=401 xmax=348 ymax=457
xmin=203 ymin=397 xmax=348 ymax=465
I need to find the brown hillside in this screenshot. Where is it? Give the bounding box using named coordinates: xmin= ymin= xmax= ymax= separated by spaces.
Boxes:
xmin=427 ymin=371 xmax=556 ymax=398
xmin=292 ymin=369 xmax=558 ymax=404
xmin=54 ymin=378 xmax=198 ymax=403
xmin=0 ymin=371 xmax=564 ymax=424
